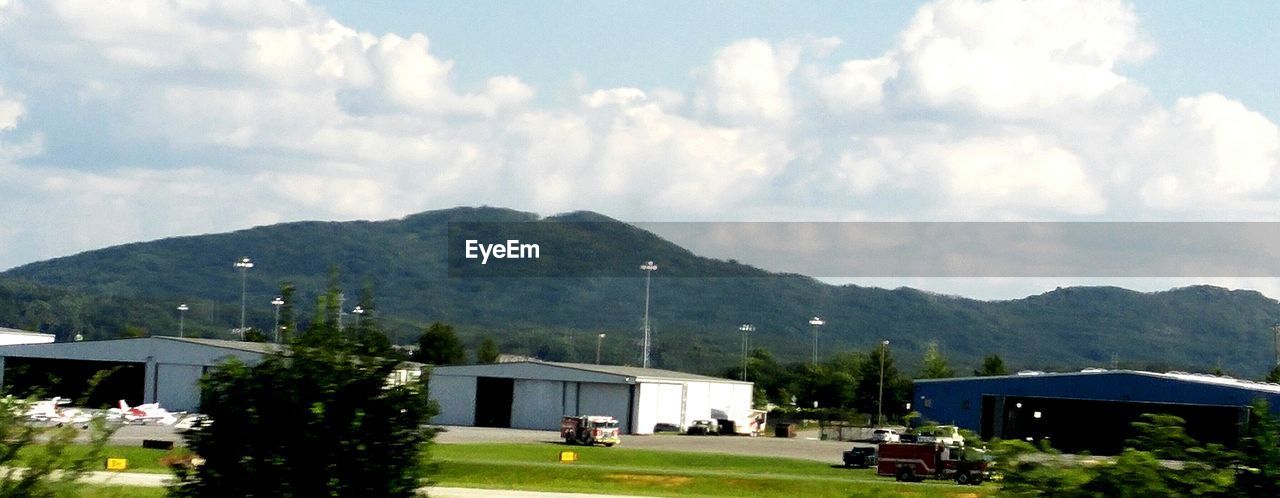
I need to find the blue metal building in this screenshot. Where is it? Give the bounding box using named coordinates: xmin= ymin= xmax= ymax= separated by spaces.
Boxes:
xmin=914 ymin=370 xmax=1280 ymax=454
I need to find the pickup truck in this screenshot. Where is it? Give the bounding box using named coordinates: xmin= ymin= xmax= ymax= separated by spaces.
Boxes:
xmin=842 ymin=446 xmax=877 ymax=468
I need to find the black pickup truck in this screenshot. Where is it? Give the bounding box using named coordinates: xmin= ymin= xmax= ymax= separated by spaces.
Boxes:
xmin=842 ymin=446 xmax=877 ymax=468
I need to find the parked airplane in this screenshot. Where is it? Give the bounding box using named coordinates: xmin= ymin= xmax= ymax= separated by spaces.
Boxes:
xmin=24 ymin=397 xmax=93 ymax=427
xmin=112 ymin=400 xmax=180 ymax=425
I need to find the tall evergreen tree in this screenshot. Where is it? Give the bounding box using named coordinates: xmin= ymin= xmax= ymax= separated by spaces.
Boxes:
xmin=975 ymin=354 xmax=1009 ymax=376
xmin=477 ymin=336 xmax=500 ymax=364
xmin=413 ymin=322 xmax=467 ymax=365
xmin=854 ymin=344 xmax=908 ymax=421
xmin=919 ymin=340 xmax=955 ymax=379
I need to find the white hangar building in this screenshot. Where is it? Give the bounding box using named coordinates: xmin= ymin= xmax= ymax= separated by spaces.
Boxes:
xmin=429 ymin=361 xmax=754 ymax=434
xmin=0 ymin=337 xmax=276 ymax=412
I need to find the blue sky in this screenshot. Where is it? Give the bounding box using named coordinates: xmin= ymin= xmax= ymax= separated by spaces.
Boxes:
xmin=0 ymin=0 xmax=1278 ymax=300
xmin=309 ymin=1 xmax=1280 ymax=121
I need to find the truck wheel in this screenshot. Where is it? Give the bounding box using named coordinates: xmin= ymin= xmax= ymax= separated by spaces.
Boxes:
xmin=604 ymin=443 xmax=615 ymax=447
xmin=956 ymin=473 xmax=971 ymax=485
xmin=896 ymin=467 xmax=913 ymax=482
xmin=971 ymin=476 xmax=984 ymax=486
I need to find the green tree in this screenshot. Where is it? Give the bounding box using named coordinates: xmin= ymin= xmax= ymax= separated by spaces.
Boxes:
xmin=0 ymin=398 xmax=114 ymax=497
xmin=919 ymin=340 xmax=955 ymax=379
xmin=476 ymin=336 xmax=500 ymax=364
xmin=1266 ymin=365 xmax=1280 ymax=384
xmin=1233 ymin=400 xmax=1280 ymax=496
xmin=171 ymin=299 xmax=435 ymax=497
xmin=854 ymin=344 xmax=908 ymax=421
xmin=413 ymin=322 xmax=466 ymax=366
xmin=975 ymin=354 xmax=1009 ymax=376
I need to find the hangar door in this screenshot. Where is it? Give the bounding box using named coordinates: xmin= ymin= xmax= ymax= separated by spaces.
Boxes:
xmin=635 ymin=382 xmax=685 ymax=434
xmin=474 ymin=377 xmax=514 ymax=428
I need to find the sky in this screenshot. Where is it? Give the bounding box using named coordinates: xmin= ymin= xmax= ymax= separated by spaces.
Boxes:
xmin=0 ymin=0 xmax=1278 ymax=300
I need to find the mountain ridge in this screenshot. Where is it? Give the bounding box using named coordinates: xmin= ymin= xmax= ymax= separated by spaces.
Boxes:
xmin=3 ymin=206 xmax=1277 ymax=376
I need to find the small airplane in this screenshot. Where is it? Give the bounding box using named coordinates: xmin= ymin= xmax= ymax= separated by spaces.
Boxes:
xmin=112 ymin=399 xmax=180 ymax=425
xmin=24 ymin=397 xmax=93 ymax=427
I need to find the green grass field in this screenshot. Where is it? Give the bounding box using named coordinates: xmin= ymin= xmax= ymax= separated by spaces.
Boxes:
xmin=44 ymin=442 xmax=997 ymax=497
xmin=19 ymin=445 xmax=181 ymax=474
xmin=431 ymin=443 xmax=996 ymax=498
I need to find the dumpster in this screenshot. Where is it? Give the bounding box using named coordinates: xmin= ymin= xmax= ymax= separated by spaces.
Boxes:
xmin=775 ymin=423 xmax=797 ymax=438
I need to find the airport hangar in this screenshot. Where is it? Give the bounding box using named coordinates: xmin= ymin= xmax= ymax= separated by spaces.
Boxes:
xmin=429 ymin=361 xmax=754 ymax=435
xmin=915 ymin=370 xmax=1280 ymax=454
xmin=0 ymin=336 xmax=277 ymax=412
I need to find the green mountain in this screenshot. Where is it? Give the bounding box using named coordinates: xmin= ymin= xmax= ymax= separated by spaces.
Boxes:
xmin=2 ymin=207 xmax=1278 ymax=377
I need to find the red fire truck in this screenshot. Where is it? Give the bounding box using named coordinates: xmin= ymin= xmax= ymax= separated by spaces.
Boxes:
xmin=561 ymin=415 xmax=621 ymax=447
xmin=876 ymin=442 xmax=987 ymax=485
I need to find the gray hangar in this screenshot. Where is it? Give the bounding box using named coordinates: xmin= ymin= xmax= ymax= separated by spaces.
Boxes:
xmin=0 ymin=337 xmax=274 ymax=412
xmin=429 ymin=361 xmax=754 ymax=434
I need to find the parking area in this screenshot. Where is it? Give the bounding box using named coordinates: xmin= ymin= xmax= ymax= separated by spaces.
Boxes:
xmin=434 ymin=426 xmax=871 ymax=464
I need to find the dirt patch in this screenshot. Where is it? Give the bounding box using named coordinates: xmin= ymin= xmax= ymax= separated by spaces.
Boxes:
xmin=605 ymin=473 xmax=694 ymax=488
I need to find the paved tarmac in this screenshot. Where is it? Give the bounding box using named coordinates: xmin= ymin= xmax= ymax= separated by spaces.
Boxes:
xmin=104 ymin=424 xmax=867 ymax=465
xmin=435 ymin=426 xmax=866 ymax=464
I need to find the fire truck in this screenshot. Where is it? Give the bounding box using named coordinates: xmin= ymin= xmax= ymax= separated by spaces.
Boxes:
xmin=876 ymin=442 xmax=988 ymax=485
xmin=560 ymin=415 xmax=621 ymax=447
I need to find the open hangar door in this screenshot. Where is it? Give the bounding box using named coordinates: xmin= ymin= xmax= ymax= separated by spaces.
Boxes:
xmin=982 ymin=394 xmax=1248 ymax=455
xmin=474 ymin=377 xmax=514 ymax=428
xmin=3 ymin=357 xmax=145 ymax=409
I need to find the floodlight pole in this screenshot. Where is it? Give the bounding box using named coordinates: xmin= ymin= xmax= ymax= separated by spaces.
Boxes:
xmin=596 ymin=333 xmax=606 ymax=364
xmin=808 ymin=317 xmax=825 ymax=366
xmin=271 ymin=297 xmax=284 ymax=343
xmin=739 ymin=324 xmax=754 ymax=381
xmin=640 ymin=261 xmax=658 ymax=368
xmin=233 ymin=257 xmax=254 ymax=339
xmin=878 ymin=340 xmax=890 ymax=427
xmin=177 ymin=304 xmax=189 ymax=338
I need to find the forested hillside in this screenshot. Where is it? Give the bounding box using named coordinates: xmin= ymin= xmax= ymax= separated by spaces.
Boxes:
xmin=3 ymin=207 xmax=1277 ymax=376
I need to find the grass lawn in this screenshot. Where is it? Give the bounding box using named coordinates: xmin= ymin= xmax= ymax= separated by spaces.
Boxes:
xmin=19 ymin=445 xmax=180 ymax=474
xmin=431 ymin=443 xmax=995 ymax=498
xmin=77 ymin=485 xmax=168 ymax=498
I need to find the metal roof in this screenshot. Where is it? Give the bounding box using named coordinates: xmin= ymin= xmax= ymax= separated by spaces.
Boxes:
xmin=542 ymin=361 xmax=750 ymax=384
xmin=432 ymin=360 xmax=750 ymax=385
xmin=158 ymin=336 xmax=283 ymax=355
xmin=0 ymin=327 xmax=55 ymax=337
xmin=915 ymin=369 xmax=1280 ymax=395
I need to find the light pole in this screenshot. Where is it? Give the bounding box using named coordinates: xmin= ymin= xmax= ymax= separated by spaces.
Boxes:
xmin=640 ymin=261 xmax=658 ymax=368
xmin=878 ymin=339 xmax=889 ymax=427
xmin=177 ymin=304 xmax=189 ymax=338
xmin=271 ymin=297 xmax=284 ymax=343
xmin=352 ymin=306 xmax=364 ymax=328
xmin=596 ymin=333 xmax=606 ymax=364
xmin=233 ymin=257 xmax=254 ymax=338
xmin=808 ymin=317 xmax=825 ymax=365
xmin=739 ymin=324 xmax=755 ymax=381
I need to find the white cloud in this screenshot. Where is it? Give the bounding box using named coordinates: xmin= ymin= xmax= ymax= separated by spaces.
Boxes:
xmin=813 ymin=57 xmax=898 ymax=112
xmin=699 ymin=38 xmax=800 ymax=124
xmin=894 ymin=0 xmax=1152 ymax=118
xmin=1127 ymin=93 xmax=1280 ymax=211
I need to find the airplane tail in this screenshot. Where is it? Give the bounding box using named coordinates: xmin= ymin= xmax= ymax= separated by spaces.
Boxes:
xmin=118 ymin=399 xmax=130 ymax=411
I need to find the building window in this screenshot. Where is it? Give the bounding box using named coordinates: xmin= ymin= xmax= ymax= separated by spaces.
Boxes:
xmin=961 ymin=399 xmax=971 ymax=410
